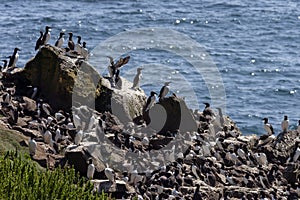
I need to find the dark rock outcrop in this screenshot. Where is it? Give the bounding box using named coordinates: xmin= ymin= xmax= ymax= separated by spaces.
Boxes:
xmin=13 ymin=45 xmax=146 ymax=122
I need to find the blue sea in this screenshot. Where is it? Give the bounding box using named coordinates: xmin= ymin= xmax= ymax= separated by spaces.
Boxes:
xmin=0 ymin=0 xmax=299 ymax=135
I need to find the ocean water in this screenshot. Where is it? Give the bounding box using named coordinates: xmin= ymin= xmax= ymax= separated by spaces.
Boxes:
xmin=0 ymin=0 xmax=299 ymax=135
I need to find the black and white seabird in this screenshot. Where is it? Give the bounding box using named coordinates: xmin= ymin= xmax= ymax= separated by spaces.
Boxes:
xmin=0 ymin=60 xmax=8 ymax=71
xmin=281 ymin=115 xmax=289 ymax=133
xmin=81 ymin=42 xmax=88 ymax=59
xmin=87 ymin=158 xmax=95 ymax=179
xmin=75 ymin=36 xmax=82 ymax=54
xmin=158 ymin=81 xmax=171 ymax=101
xmin=29 ymin=137 xmax=37 ymax=156
xmin=42 ymin=26 xmax=51 ymax=45
xmin=55 ymin=32 xmax=65 ymax=48
xmin=203 ymin=103 xmax=215 ymax=117
xmin=145 ymin=91 xmax=157 ymax=111
xmin=8 ymin=48 xmax=21 ymax=68
xmin=132 ymin=67 xmax=143 ymax=89
xmin=68 ymin=32 xmax=75 ymax=50
xmin=35 ymin=31 xmax=43 ymax=51
xmin=262 ymin=117 xmax=274 ymax=135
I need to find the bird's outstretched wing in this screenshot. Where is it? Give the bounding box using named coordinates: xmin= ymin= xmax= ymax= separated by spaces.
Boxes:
xmin=115 ymin=56 xmax=130 ymax=69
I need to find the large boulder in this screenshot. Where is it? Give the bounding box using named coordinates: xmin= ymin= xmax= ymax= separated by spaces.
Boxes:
xmin=146 ymin=96 xmax=198 ymax=133
xmin=15 ymin=45 xmax=146 ymax=122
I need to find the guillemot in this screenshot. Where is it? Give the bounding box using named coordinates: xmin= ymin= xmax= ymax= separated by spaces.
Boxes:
xmin=42 ymin=26 xmax=51 ymax=45
xmin=262 ymin=117 xmax=274 ymax=135
xmin=35 ymin=31 xmax=43 ymax=50
xmin=75 ymin=36 xmax=82 ymax=54
xmin=158 ymin=81 xmax=171 ymax=101
xmin=68 ymin=32 xmax=75 ymax=50
xmin=281 ymin=115 xmax=289 ymax=133
xmin=145 ymin=91 xmax=157 ymax=111
xmin=55 ymin=32 xmax=65 ymax=48
xmin=8 ymin=48 xmax=21 ymax=68
xmin=132 ymin=67 xmax=143 ymax=90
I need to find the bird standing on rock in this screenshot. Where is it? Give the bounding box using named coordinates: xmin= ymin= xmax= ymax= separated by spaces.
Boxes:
xmin=105 ymin=166 xmax=115 ymax=183
xmin=158 ymin=81 xmax=171 ymax=101
xmin=8 ymin=48 xmax=21 ymax=68
xmin=42 ymin=26 xmax=51 ymax=45
xmin=75 ymin=36 xmax=82 ymax=54
xmin=35 ymin=31 xmax=43 ymax=50
xmin=87 ymin=158 xmax=95 ymax=179
xmin=281 ymin=115 xmax=289 ymax=133
xmin=145 ymin=91 xmax=157 ymax=112
xmin=262 ymin=118 xmax=274 ymax=135
xmin=132 ymin=67 xmax=143 ymax=90
xmin=29 ymin=137 xmax=37 ymax=156
xmin=81 ymin=42 xmax=88 ymax=59
xmin=68 ymin=32 xmax=75 ymax=50
xmin=55 ymin=32 xmax=65 ymax=48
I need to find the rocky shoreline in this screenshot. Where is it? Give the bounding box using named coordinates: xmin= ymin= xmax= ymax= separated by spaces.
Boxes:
xmin=0 ymin=45 xmax=300 ymax=199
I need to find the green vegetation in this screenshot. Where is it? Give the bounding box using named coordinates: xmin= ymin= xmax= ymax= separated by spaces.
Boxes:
xmin=0 ymin=126 xmax=28 ymax=155
xmin=0 ymin=151 xmax=110 ymax=200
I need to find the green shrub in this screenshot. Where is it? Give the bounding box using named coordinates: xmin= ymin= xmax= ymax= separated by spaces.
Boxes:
xmin=0 ymin=151 xmax=110 ymax=200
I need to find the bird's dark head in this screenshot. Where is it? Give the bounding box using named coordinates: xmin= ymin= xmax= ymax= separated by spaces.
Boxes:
xmin=14 ymin=48 xmax=21 ymax=52
xmin=39 ymin=31 xmax=43 ymax=35
xmin=150 ymin=91 xmax=157 ymax=96
xmin=137 ymin=67 xmax=143 ymax=71
xmin=2 ymin=60 xmax=7 ymax=63
xmin=77 ymin=36 xmax=81 ymax=41
xmin=203 ymin=102 xmax=210 ymax=108
xmin=45 ymin=26 xmax=51 ymax=31
xmin=60 ymin=32 xmax=65 ymax=36
xmin=262 ymin=118 xmax=268 ymax=123
xmin=298 ymin=120 xmax=300 ymax=125
xmin=68 ymin=32 xmax=73 ymax=36
xmin=284 ymin=115 xmax=288 ymax=120
xmin=83 ymin=42 xmax=86 ymax=47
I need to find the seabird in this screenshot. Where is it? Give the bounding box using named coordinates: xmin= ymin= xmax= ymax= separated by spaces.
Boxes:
xmin=142 ymin=136 xmax=149 ymax=146
xmin=254 ymin=152 xmax=268 ymax=166
xmin=74 ymin=130 xmax=83 ymax=145
xmin=29 ymin=137 xmax=37 ymax=156
xmin=0 ymin=60 xmax=8 ymax=71
xmin=158 ymin=81 xmax=171 ymax=101
xmin=81 ymin=42 xmax=88 ymax=59
xmin=262 ymin=118 xmax=274 ymax=135
xmin=44 ymin=130 xmax=52 ymax=144
xmin=104 ymin=166 xmax=115 ymax=183
xmin=132 ymin=67 xmax=143 ymax=89
xmin=68 ymin=32 xmax=75 ymax=50
xmin=30 ymin=87 xmax=38 ymax=99
xmin=42 ymin=26 xmax=51 ymax=45
xmin=203 ymin=103 xmax=215 ymax=117
xmin=41 ymin=102 xmax=52 ymax=116
xmin=192 ymin=184 xmax=202 ymax=200
xmin=8 ymin=48 xmax=21 ymax=68
xmin=55 ymin=32 xmax=65 ymax=48
xmin=293 ymin=145 xmax=300 ymax=162
xmin=55 ymin=127 xmax=61 ymax=142
xmin=114 ymin=69 xmax=122 ymax=89
xmin=75 ymin=36 xmax=82 ymax=54
xmin=35 ymin=31 xmax=43 ymax=50
xmin=87 ymin=158 xmax=95 ymax=179
xmin=281 ymin=115 xmax=289 ymax=133
xmin=145 ymin=91 xmax=157 ymax=112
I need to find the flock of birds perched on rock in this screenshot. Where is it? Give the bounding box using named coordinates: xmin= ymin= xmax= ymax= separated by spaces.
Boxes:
xmin=0 ymin=25 xmax=300 ymax=199
xmin=0 ymin=25 xmax=89 ymax=75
